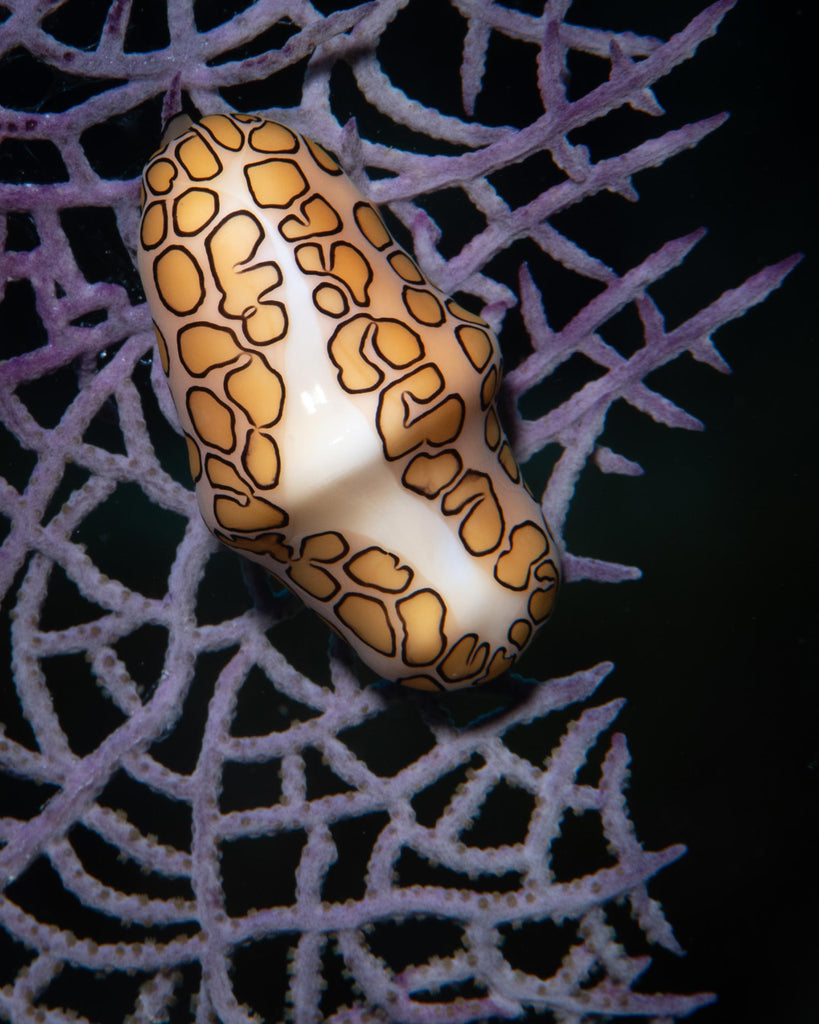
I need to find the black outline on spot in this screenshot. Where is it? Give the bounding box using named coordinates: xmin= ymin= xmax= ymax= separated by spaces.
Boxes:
xmin=438 ymin=633 xmax=488 ymax=682
xmin=153 ymin=321 xmax=170 ymax=375
xmin=204 ymin=453 xmax=248 ymax=496
xmin=198 ymin=114 xmax=245 ymax=152
xmin=304 ymin=135 xmax=343 ymax=176
xmin=248 ymin=121 xmax=299 ymax=154
xmin=244 ymin=157 xmax=310 ymax=209
xmin=154 ymin=245 xmax=205 ymax=316
xmin=145 ymin=157 xmax=177 ymax=195
xmin=353 ymin=201 xmax=391 ymax=251
xmin=299 ymin=531 xmax=349 ymax=563
xmin=328 ymin=315 xmax=424 ymax=394
xmin=399 ymin=674 xmax=445 ymax=691
xmin=493 ymin=520 xmax=549 ymax=591
xmin=172 ymin=187 xmax=220 ymax=236
xmin=327 ymin=317 xmax=384 ymax=394
xmin=175 ymin=130 xmax=223 ymax=181
xmin=484 ymin=409 xmax=501 ymax=451
xmin=140 ymin=200 xmax=167 ymax=250
xmin=224 ymin=357 xmax=285 ymax=429
xmin=535 ymin=559 xmax=558 ymax=582
xmin=313 ymin=282 xmax=350 ymax=319
xmin=241 ymin=429 xmax=281 ymax=491
xmin=215 ymin=528 xmax=292 ymax=564
xmin=334 ymin=592 xmax=396 ymax=657
xmin=441 ymin=470 xmax=505 ymax=556
xmin=497 ymin=440 xmax=521 ymax=483
xmin=401 ymin=449 xmax=462 ymax=499
xmin=183 ymin=433 xmax=202 ymax=482
xmin=343 ymin=547 xmax=413 ymax=594
xmin=177 ymin=321 xmax=243 ymax=378
xmin=371 ymin=318 xmax=424 ymax=368
xmin=185 ymin=386 xmax=236 ymax=454
xmin=294 ymin=240 xmax=374 ymax=307
xmin=279 ymin=194 xmax=342 ymax=241
xmin=388 ymin=250 xmax=425 ymax=284
xmin=396 ymin=588 xmax=447 ymax=667
xmin=455 ymin=323 xmax=493 ymax=372
xmin=508 ymin=619 xmax=532 ymax=650
xmin=204 ymin=211 xmax=289 ymax=344
xmin=528 ymin=585 xmax=556 ymax=624
xmin=402 ymin=285 xmax=445 ymax=327
xmin=445 ymin=297 xmax=489 ymax=327
xmin=212 ymin=492 xmax=287 ymax=535
xmin=287 ymin=564 xmax=340 ymax=603
xmin=481 ymin=365 xmax=499 ymax=409
xmin=375 ymin=364 xmax=465 ymax=461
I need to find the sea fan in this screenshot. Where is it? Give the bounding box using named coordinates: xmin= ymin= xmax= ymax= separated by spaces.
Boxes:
xmin=0 ymin=1 xmax=799 ymax=1021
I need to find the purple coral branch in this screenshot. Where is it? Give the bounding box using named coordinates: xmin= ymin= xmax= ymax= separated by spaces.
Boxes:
xmin=0 ymin=0 xmax=799 ymax=1019
xmin=529 ymin=252 xmax=800 ymax=548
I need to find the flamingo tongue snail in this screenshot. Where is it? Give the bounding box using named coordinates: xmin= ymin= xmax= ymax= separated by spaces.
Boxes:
xmin=137 ymin=113 xmax=560 ymax=690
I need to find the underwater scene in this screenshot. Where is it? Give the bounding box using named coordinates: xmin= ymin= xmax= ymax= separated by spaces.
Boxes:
xmin=0 ymin=1 xmax=814 ymax=1021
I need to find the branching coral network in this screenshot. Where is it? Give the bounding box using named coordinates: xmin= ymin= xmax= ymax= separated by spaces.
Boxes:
xmin=0 ymin=1 xmax=799 ymax=1021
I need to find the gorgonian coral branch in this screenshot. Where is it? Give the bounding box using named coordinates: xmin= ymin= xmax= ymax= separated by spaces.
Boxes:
xmin=0 ymin=0 xmax=799 ymax=1020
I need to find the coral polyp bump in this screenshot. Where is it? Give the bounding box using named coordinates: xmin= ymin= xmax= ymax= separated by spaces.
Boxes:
xmin=137 ymin=113 xmax=560 ymax=689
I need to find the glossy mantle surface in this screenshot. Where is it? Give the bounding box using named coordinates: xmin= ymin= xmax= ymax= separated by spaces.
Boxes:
xmin=138 ymin=114 xmax=560 ymax=689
